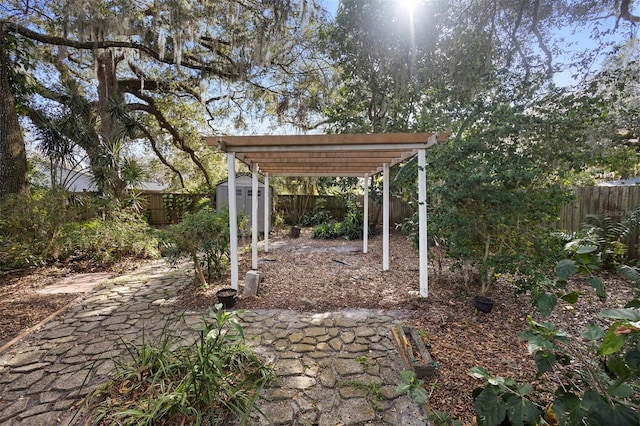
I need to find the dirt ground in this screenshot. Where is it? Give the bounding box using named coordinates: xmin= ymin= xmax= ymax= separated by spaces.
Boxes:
xmin=0 ymin=227 xmax=634 ymax=424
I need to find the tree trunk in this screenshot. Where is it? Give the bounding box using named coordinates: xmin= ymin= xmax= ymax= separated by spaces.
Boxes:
xmin=94 ymin=48 xmax=126 ymax=197
xmin=0 ymin=26 xmax=29 ymax=198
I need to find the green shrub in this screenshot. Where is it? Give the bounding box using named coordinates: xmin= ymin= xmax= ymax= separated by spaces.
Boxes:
xmin=311 ymin=221 xmax=339 ymax=239
xmin=51 ymin=210 xmax=160 ymax=264
xmin=469 ymin=257 xmax=640 ymax=426
xmin=161 ymin=206 xmax=231 ymax=287
xmin=565 ymin=208 xmax=640 ymax=271
xmin=0 ymin=190 xmax=159 ymax=271
xmin=311 ymin=197 xmax=365 ymax=240
xmin=90 ymin=307 xmax=275 ymax=425
xmin=0 ymin=191 xmax=75 ymax=269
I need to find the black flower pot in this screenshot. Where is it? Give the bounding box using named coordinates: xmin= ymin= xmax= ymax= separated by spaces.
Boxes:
xmin=473 ymin=295 xmax=494 ymax=313
xmin=216 ymin=288 xmax=237 ymax=309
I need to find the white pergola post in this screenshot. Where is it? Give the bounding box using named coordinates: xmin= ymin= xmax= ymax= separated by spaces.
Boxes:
xmin=227 ymin=153 xmax=239 ymax=290
xmin=264 ymin=172 xmax=270 ymax=253
xmin=383 ymin=163 xmax=390 ymax=271
xmin=363 ymin=173 xmax=369 ymax=254
xmin=418 ymin=148 xmax=428 ymax=297
xmin=251 ymin=163 xmax=259 ymax=270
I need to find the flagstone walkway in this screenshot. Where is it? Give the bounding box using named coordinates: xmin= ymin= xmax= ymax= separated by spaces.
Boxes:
xmin=0 ymin=260 xmax=428 ymax=425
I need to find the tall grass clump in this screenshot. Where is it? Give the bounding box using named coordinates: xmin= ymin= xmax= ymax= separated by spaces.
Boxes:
xmin=89 ymin=307 xmax=274 ymax=425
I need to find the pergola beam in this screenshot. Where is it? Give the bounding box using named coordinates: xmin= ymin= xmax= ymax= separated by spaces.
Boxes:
xmin=212 ymin=133 xmax=445 ymax=146
xmin=226 ymin=143 xmax=436 ymax=153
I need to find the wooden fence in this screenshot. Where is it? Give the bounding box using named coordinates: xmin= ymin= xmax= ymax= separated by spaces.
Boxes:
xmin=141 ymin=192 xmax=210 ymax=226
xmin=272 ymin=194 xmax=413 ymax=226
xmin=557 ymin=186 xmax=640 ymax=232
xmin=140 ymin=192 xmax=413 ymax=227
xmin=558 ymin=186 xmax=640 ymax=258
xmin=141 ymin=188 xmax=640 ymax=250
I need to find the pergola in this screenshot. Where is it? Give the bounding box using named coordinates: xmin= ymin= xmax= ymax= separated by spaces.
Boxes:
xmin=204 ymin=133 xmax=448 ymax=297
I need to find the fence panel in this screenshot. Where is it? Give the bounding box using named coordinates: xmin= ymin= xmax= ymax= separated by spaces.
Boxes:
xmin=558 ymin=186 xmax=640 ymax=232
xmin=558 ymin=186 xmax=640 ymax=258
xmin=273 ymin=194 xmax=414 ymax=226
xmin=142 ymin=192 xmax=208 ymax=226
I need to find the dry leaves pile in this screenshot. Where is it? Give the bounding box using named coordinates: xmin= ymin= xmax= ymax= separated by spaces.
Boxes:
xmin=1 ymin=227 xmax=633 ymax=424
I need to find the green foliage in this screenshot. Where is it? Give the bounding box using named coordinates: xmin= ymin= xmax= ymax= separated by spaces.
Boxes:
xmin=396 ymin=370 xmax=428 ymax=405
xmin=422 ymin=130 xmax=571 ymax=294
xmin=161 ymin=206 xmax=231 ymax=287
xmin=565 ymin=208 xmax=640 ymax=271
xmin=163 ymin=193 xmax=200 ymax=224
xmin=90 ymin=307 xmax=274 ymax=425
xmin=466 ymin=229 xmax=640 ymax=426
xmin=298 ymin=209 xmax=332 ymax=227
xmin=469 ymin=367 xmax=541 ymax=426
xmin=3 ymin=30 xmax=36 ymax=113
xmin=530 ymin=217 xmax=639 ymax=317
xmin=51 ymin=210 xmax=160 ymax=264
xmin=310 ymin=196 xmax=366 ymax=240
xmin=428 ymin=409 xmax=463 ymax=426
xmin=0 ymin=190 xmax=158 ymax=270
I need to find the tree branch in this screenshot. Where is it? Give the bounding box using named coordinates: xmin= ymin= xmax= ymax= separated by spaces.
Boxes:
xmin=125 ymin=91 xmax=212 ymax=188
xmin=136 ymin=124 xmax=186 ymax=189
xmin=121 ymin=61 xmax=202 ymax=101
xmin=1 ymin=19 xmax=241 ymax=78
xmin=530 ymin=0 xmax=553 ymax=78
xmin=620 ymin=0 xmax=640 ymax=23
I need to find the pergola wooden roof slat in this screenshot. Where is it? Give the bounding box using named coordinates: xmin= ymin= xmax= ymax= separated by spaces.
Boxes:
xmin=205 ymin=132 xmax=447 ymax=177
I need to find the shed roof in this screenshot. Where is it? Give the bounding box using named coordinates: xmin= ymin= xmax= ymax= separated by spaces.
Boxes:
xmin=205 ymin=133 xmax=448 ymax=177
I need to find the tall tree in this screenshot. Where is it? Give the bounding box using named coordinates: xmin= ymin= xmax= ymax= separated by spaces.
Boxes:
xmin=1 ymin=0 xmax=330 ymax=194
xmin=326 ymin=0 xmax=640 ymax=134
xmin=0 ymin=24 xmax=28 ymax=197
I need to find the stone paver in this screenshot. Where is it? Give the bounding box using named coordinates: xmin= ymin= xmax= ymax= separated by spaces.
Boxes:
xmin=0 ymin=260 xmax=428 ymax=425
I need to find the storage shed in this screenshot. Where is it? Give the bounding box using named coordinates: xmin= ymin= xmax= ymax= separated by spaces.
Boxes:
xmin=216 ymin=175 xmax=272 ymax=232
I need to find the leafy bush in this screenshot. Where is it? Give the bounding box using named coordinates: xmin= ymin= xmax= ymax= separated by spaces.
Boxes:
xmin=0 ymin=190 xmax=158 ymax=270
xmin=565 ymin=208 xmax=640 ymax=271
xmin=161 ymin=206 xmax=231 ymax=287
xmin=311 ymin=221 xmax=339 ymax=239
xmin=469 ymin=257 xmax=640 ymax=426
xmin=469 ymin=308 xmax=640 ymax=426
xmin=311 ymin=196 xmax=366 ymax=240
xmin=51 ymin=210 xmax=160 ymax=264
xmin=90 ymin=307 xmax=274 ymax=425
xmin=299 ymin=209 xmax=333 ymax=227
xmin=163 ymin=193 xmax=202 ymax=223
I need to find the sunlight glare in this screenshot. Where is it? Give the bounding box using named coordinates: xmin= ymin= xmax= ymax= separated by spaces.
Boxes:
xmin=399 ymin=0 xmax=419 ymax=14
